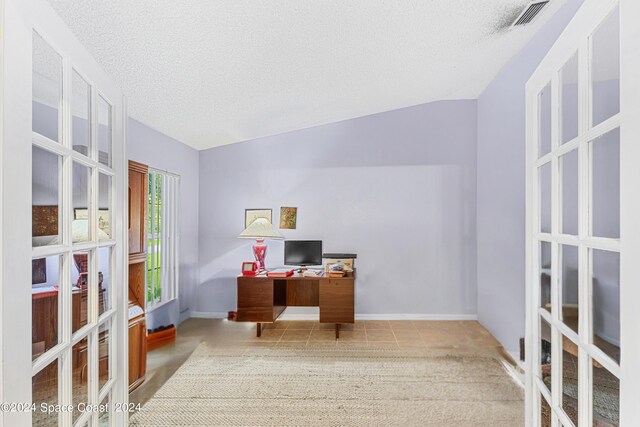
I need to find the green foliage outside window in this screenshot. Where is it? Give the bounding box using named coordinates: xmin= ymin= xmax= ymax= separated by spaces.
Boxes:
xmin=147 ymin=173 xmax=163 ymax=304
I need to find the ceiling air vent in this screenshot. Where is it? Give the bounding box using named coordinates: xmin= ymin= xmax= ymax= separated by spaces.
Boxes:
xmin=512 ymin=1 xmax=549 ymax=26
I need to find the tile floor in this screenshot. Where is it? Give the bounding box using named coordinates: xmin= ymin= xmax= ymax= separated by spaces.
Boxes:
xmin=130 ymin=318 xmax=506 ymax=406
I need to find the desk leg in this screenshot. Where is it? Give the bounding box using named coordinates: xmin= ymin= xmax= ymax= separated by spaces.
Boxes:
xmin=335 ymin=323 xmax=340 ymax=340
xmin=257 ymin=323 xmax=262 ymax=338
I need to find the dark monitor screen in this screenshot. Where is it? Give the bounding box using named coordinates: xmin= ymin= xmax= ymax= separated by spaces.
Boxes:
xmin=284 ymin=240 xmax=323 ymax=266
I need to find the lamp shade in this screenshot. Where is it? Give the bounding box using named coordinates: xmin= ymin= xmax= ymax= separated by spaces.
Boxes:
xmin=238 ymin=217 xmax=284 ymax=239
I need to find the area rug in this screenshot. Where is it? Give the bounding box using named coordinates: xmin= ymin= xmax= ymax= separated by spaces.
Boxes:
xmin=130 ymin=344 xmax=523 ymax=427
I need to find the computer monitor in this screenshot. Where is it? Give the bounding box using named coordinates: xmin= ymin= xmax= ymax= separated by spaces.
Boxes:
xmin=284 ymin=240 xmax=323 ymax=267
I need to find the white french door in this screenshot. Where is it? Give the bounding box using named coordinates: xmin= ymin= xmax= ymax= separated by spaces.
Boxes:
xmin=1 ymin=0 xmax=129 ymax=425
xmin=525 ymin=0 xmax=640 ymax=426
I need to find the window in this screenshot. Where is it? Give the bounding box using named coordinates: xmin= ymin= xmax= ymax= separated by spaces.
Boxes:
xmin=147 ymin=169 xmax=179 ymax=309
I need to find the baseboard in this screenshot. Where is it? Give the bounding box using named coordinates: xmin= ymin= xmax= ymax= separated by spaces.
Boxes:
xmin=498 ymin=348 xmax=525 ymax=388
xmin=186 ymin=312 xmax=478 ymax=321
xmin=198 ymin=311 xmax=478 ymax=320
xmin=190 ymin=311 xmax=228 ymax=319
xmin=510 ymin=351 xmax=524 ymax=367
xmin=596 ymin=332 xmax=620 ymax=347
xmin=356 ymin=314 xmax=478 ymax=321
xmin=179 ymin=310 xmax=192 ymax=323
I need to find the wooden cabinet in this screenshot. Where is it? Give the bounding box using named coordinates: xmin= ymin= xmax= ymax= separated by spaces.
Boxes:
xmin=128 ymin=262 xmax=146 ymax=310
xmin=128 ymin=160 xmax=148 ymax=392
xmin=128 ymin=160 xmax=148 ymax=264
xmin=128 ymin=315 xmax=147 ymax=391
xmin=319 ymin=278 xmax=355 ymax=324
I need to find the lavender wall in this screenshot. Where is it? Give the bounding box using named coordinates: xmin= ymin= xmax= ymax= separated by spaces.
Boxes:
xmin=127 ymin=118 xmax=199 ymax=329
xmin=476 ymin=0 xmax=585 ymax=354
xmin=197 ymin=100 xmax=478 ymax=318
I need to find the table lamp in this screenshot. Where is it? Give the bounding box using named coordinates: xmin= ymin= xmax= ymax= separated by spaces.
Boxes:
xmin=238 ymin=217 xmax=283 ymax=271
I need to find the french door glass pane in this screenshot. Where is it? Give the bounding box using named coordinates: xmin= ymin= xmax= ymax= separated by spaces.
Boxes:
xmin=73 ymin=162 xmax=91 ymax=243
xmin=591 ymin=6 xmax=620 ymax=127
xmin=561 ymin=336 xmax=579 ymax=426
xmin=560 ymin=245 xmax=579 ymax=334
xmin=540 ymin=241 xmax=551 ymax=311
xmin=560 ymin=149 xmax=578 ymax=236
xmin=32 ymin=32 xmax=62 ymax=143
xmin=591 ymin=128 xmax=620 ymax=239
xmin=32 ymin=358 xmax=59 ymax=427
xmin=592 ymin=249 xmax=620 ymax=364
xmin=540 ymin=393 xmax=552 ymax=427
xmin=98 ymin=247 xmax=111 ymax=316
xmin=32 ymin=146 xmax=61 ymax=246
xmin=539 ymin=162 xmax=551 ymax=233
xmin=99 ymin=320 xmax=111 ymax=391
xmin=32 ymin=255 xmax=61 ymax=360
xmin=561 ymin=53 xmax=579 ymax=143
xmin=539 ymin=82 xmax=552 ymax=157
xmin=592 ymin=363 xmax=619 ymax=426
xmin=540 ymin=316 xmax=552 ymax=392
xmin=72 ymin=251 xmax=90 ymax=333
xmin=98 ymin=173 xmax=112 ymax=240
xmin=98 ymin=95 xmax=112 ymax=167
xmin=99 ymin=395 xmax=110 ymax=426
xmin=72 ymin=70 xmax=91 ymax=155
xmin=72 ymin=337 xmax=89 ymax=424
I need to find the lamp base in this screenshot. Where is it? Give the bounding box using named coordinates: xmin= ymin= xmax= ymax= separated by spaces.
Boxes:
xmin=253 ymin=239 xmax=268 ymax=271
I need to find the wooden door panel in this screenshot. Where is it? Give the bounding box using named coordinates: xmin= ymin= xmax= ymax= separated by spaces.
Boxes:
xmin=286 ymin=279 xmax=319 ymax=306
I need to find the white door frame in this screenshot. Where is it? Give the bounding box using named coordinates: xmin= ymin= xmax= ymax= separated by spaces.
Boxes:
xmin=525 ymin=0 xmax=640 ymax=425
xmin=618 ymin=0 xmax=640 ymax=423
xmin=0 ymin=0 xmax=129 ymax=425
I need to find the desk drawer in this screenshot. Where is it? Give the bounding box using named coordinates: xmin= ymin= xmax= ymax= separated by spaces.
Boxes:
xmin=237 ymin=281 xmax=274 ymax=323
xmin=319 ymin=279 xmax=354 ymax=324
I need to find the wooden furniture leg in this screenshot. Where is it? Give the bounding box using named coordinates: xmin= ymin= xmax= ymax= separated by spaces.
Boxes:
xmin=335 ymin=323 xmax=340 ymax=339
xmin=257 ymin=323 xmax=262 ymax=337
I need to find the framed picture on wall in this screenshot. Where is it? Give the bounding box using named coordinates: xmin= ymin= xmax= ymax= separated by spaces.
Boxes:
xmin=245 ymin=209 xmax=272 ymax=228
xmin=74 ymin=208 xmax=112 ymax=236
xmin=279 ymin=207 xmax=297 ymax=229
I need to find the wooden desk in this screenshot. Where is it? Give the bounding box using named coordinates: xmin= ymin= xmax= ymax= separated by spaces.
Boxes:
xmin=237 ymin=272 xmax=355 ymax=339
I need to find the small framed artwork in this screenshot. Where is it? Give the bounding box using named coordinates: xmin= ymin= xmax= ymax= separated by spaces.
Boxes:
xmin=245 ymin=209 xmax=272 ymax=228
xmin=280 ymin=207 xmax=297 ymax=229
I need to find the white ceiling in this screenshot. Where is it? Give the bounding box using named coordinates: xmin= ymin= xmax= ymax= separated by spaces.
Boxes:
xmin=47 ymin=0 xmax=564 ymax=150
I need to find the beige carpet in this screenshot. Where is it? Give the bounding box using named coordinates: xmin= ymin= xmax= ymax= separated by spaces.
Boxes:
xmin=130 ymin=343 xmax=523 ymax=427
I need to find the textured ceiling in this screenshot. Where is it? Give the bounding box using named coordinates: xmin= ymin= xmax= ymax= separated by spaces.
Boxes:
xmin=47 ymin=0 xmax=564 ymax=150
